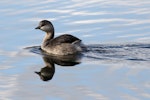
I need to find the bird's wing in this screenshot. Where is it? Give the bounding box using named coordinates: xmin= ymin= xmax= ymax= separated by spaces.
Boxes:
xmin=49 ymin=34 xmax=81 ymax=46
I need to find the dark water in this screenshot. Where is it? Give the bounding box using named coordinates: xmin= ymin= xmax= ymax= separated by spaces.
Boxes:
xmin=0 ymin=0 xmax=150 ymax=100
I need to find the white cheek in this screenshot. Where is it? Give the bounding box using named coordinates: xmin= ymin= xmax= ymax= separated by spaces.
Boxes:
xmin=41 ymin=26 xmax=50 ymax=32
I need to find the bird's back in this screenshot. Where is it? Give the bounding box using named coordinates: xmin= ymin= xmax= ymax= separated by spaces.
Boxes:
xmin=48 ymin=34 xmax=81 ymax=46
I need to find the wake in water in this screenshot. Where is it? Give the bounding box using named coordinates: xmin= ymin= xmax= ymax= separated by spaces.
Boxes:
xmin=84 ymin=43 xmax=150 ymax=62
xmin=25 ymin=43 xmax=150 ymax=62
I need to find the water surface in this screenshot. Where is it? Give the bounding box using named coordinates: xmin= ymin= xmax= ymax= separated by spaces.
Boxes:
xmin=0 ymin=0 xmax=150 ymax=100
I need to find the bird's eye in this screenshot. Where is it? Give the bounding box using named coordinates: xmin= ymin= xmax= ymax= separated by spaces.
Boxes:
xmin=41 ymin=24 xmax=45 ymax=27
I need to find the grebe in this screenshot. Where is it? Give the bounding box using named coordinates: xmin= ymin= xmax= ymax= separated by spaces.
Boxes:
xmin=35 ymin=20 xmax=85 ymax=55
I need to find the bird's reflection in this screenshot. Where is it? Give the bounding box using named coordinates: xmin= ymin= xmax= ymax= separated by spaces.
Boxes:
xmin=35 ymin=53 xmax=82 ymax=81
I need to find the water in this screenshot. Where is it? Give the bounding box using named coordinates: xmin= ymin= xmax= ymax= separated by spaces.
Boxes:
xmin=0 ymin=0 xmax=150 ymax=100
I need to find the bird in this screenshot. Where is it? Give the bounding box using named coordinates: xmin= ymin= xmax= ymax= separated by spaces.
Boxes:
xmin=35 ymin=20 xmax=85 ymax=55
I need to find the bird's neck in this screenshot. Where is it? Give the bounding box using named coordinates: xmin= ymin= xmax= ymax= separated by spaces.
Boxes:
xmin=43 ymin=57 xmax=55 ymax=68
xmin=45 ymin=32 xmax=54 ymax=40
xmin=42 ymin=32 xmax=54 ymax=48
